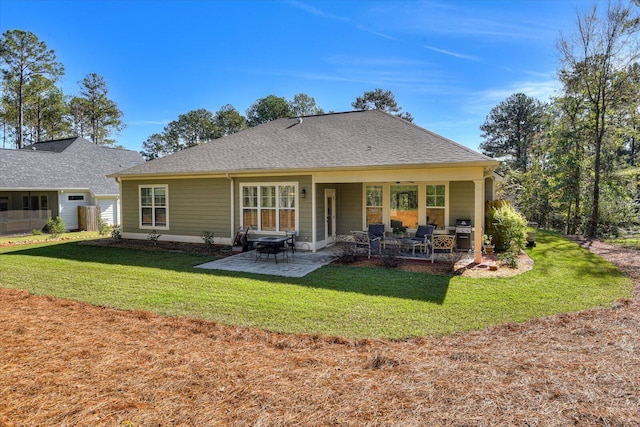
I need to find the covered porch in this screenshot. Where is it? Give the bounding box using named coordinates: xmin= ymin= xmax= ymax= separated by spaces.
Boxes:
xmin=312 ymin=166 xmax=495 ymax=264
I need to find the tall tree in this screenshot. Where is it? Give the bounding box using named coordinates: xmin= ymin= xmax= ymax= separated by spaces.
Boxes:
xmin=66 ymin=96 xmax=88 ymax=138
xmin=22 ymin=75 xmax=69 ymax=143
xmin=351 ymin=88 xmax=413 ymax=122
xmin=480 ymin=93 xmax=547 ymax=173
xmin=246 ymin=95 xmax=291 ymax=127
xmin=557 ymin=1 xmax=640 ymax=236
xmin=289 ymin=93 xmax=324 ymax=116
xmin=140 ymin=133 xmax=170 ymax=161
xmin=548 ymin=93 xmax=589 ymax=234
xmin=0 ymin=29 xmax=64 ymax=148
xmin=213 ymin=104 xmax=247 ymax=136
xmin=164 ymin=108 xmax=217 ymax=150
xmin=72 ymin=73 xmax=124 ymax=145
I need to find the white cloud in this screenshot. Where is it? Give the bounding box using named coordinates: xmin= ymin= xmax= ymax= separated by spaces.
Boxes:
xmin=128 ymin=119 xmax=170 ymax=126
xmin=286 ymin=0 xmax=350 ymax=22
xmin=355 ymin=24 xmax=399 ymax=41
xmin=424 ymin=46 xmax=479 ymax=61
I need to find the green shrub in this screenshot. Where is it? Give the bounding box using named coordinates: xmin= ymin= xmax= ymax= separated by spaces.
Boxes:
xmin=45 ymin=216 xmax=66 ymax=238
xmin=31 ymin=228 xmax=43 ymax=235
xmin=498 ymin=250 xmax=519 ymax=269
xmin=487 ymin=204 xmax=527 ymax=253
xmin=97 ymin=217 xmax=113 ymax=236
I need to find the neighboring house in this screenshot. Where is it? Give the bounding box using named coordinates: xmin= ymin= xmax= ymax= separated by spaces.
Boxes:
xmin=0 ymin=137 xmax=144 ymax=235
xmin=111 ymin=110 xmax=499 ymax=262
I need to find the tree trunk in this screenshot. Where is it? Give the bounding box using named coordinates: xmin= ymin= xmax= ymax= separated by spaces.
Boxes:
xmin=17 ymin=76 xmax=24 ymax=149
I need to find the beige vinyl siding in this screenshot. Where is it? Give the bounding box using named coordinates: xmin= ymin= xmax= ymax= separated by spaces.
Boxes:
xmin=448 ymin=181 xmax=475 ymax=225
xmin=335 ymin=183 xmax=362 ymax=234
xmin=314 ymin=183 xmax=362 ymax=241
xmin=121 ymin=178 xmax=230 ymax=237
xmin=234 ymin=175 xmax=312 ymax=244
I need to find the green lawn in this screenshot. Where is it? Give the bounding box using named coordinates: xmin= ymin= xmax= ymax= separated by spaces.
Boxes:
xmin=605 ymin=236 xmax=640 ymax=250
xmin=0 ymin=231 xmax=103 ymax=244
xmin=0 ymin=231 xmax=633 ymax=339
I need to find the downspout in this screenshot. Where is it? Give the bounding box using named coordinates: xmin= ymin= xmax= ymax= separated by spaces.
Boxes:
xmin=116 ymin=177 xmax=121 ymax=227
xmin=227 ymin=173 xmax=234 ymax=245
xmin=311 ymin=173 xmax=316 ymax=252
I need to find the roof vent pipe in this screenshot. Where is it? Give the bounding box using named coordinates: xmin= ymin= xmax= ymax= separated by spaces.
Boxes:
xmin=298 ymin=116 xmax=303 ymax=124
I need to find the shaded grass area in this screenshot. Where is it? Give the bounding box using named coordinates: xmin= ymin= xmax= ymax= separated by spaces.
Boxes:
xmin=0 ymin=231 xmax=633 ymax=339
xmin=605 ymin=236 xmax=640 ymax=250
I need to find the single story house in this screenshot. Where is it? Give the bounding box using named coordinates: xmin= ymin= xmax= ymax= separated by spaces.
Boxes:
xmin=0 ymin=137 xmax=144 ymax=234
xmin=111 ymin=110 xmax=499 ymax=262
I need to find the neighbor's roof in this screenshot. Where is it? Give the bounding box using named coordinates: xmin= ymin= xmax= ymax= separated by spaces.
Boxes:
xmin=113 ymin=110 xmax=497 ymax=178
xmin=0 ymin=137 xmax=144 ymax=195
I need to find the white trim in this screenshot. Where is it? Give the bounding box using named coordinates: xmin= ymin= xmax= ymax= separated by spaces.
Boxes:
xmin=239 ymin=182 xmax=299 ymax=233
xmin=362 ymin=181 xmax=450 ymax=230
xmin=311 ymin=174 xmax=316 ymax=252
xmin=138 ymin=184 xmax=169 ymax=230
xmin=425 ymin=182 xmax=449 ymax=229
xmin=324 ymin=188 xmax=336 ymax=243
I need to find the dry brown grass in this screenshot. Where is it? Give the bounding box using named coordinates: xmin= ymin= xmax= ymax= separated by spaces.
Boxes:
xmin=1 ymin=238 xmax=639 ymax=426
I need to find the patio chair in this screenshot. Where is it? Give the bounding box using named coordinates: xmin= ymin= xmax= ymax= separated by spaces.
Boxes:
xmin=409 ymin=224 xmax=435 ymax=255
xmin=368 ymin=223 xmax=385 ymax=241
xmin=351 ymin=230 xmax=380 ymax=258
xmin=285 ymin=230 xmax=296 ymax=255
xmin=234 ymin=227 xmax=252 ymax=251
xmin=431 ymin=234 xmax=456 ymax=263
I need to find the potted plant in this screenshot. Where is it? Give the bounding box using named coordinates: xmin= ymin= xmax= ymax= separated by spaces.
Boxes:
xmin=483 ymin=234 xmax=494 ymax=254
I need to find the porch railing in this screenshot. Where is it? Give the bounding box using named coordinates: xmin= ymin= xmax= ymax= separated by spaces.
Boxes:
xmin=0 ymin=210 xmax=52 ymax=236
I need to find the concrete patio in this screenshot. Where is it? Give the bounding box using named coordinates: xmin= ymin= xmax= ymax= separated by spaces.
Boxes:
xmin=196 ymin=248 xmax=337 ymax=278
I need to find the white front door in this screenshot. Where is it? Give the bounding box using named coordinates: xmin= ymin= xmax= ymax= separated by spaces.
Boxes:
xmin=325 ymin=189 xmax=336 ymax=243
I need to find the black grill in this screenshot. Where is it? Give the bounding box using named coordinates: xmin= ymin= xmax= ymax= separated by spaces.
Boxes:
xmin=455 ymin=219 xmax=472 ymax=250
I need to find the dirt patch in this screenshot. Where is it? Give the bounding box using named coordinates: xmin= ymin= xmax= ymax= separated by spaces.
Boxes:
xmin=0 ymin=237 xmax=638 ymax=426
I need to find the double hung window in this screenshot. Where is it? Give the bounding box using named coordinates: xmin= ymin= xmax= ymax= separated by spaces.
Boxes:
xmin=241 ymin=183 xmax=297 ymax=232
xmin=140 ymin=185 xmax=168 ymax=228
xmin=426 ymin=184 xmax=445 ymax=229
xmin=365 ymin=185 xmax=383 ymax=226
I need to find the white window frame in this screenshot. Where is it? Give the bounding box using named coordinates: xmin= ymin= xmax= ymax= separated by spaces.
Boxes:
xmin=425 ymin=183 xmax=448 ymax=230
xmin=240 ymin=182 xmax=299 ymax=233
xmin=365 ymin=184 xmax=384 ymax=226
xmin=139 ymin=185 xmax=169 ymax=230
xmin=362 ymin=182 xmax=449 ymax=230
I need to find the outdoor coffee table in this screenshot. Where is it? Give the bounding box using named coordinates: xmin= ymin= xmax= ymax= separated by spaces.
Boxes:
xmin=383 ymin=237 xmax=423 ymax=256
xmin=402 ymin=239 xmax=423 ymax=256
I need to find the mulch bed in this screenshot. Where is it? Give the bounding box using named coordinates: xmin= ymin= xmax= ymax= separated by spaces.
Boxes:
xmin=87 ymin=238 xmax=534 ymax=277
xmin=83 ymin=237 xmax=232 ymax=257
xmin=1 ymin=236 xmax=639 ymax=425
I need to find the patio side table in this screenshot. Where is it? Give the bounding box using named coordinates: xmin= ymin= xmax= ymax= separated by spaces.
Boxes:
xmin=402 ymin=239 xmax=423 ymax=256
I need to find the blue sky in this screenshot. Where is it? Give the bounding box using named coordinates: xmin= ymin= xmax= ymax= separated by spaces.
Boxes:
xmin=1 ymin=0 xmax=593 ymax=152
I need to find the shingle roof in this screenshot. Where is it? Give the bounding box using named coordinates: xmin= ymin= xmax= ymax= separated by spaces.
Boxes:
xmin=1 ymin=137 xmax=144 ymax=195
xmin=114 ymin=110 xmax=497 ymax=177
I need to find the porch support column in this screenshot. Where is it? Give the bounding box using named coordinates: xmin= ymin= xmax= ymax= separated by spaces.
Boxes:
xmin=473 ymin=179 xmax=484 ymax=264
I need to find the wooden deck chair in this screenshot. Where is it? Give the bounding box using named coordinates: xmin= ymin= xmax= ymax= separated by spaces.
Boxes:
xmin=431 ymin=234 xmax=455 ymax=263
